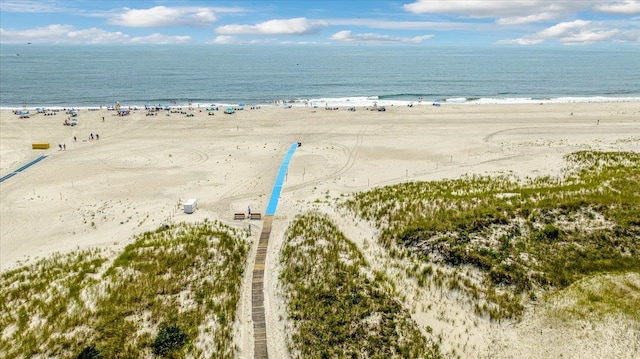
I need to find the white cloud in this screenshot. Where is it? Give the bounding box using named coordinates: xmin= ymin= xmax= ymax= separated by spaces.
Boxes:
xmin=208 ymin=35 xmax=279 ymax=45
xmin=594 ymin=0 xmax=640 ymax=14
xmin=497 ymin=20 xmax=639 ymax=45
xmin=216 ymin=17 xmax=328 ymax=35
xmin=497 ymin=13 xmax=559 ymax=25
xmin=403 ymin=0 xmax=640 ymax=25
xmin=129 ymin=33 xmax=191 ymax=44
xmin=0 ymin=24 xmax=191 ymax=44
xmin=0 ymin=0 xmax=65 ymax=13
xmin=108 ymin=6 xmax=217 ymax=27
xmin=212 ymin=35 xmax=236 ymax=44
xmin=404 ymin=0 xmax=640 ymax=21
xmin=403 ymin=0 xmax=582 ymax=18
xmin=279 ymin=40 xmax=326 ymax=45
xmin=329 ymin=30 xmax=434 ymax=44
xmin=495 ymin=37 xmax=544 ymax=45
xmin=328 ymin=18 xmax=494 ymax=31
xmin=537 ymin=20 xmax=593 ymax=38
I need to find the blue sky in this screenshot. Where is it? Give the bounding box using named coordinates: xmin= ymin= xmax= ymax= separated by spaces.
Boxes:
xmin=1 ymin=0 xmax=639 ymax=45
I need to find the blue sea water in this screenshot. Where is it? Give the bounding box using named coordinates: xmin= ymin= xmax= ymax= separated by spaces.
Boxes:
xmin=1 ymin=44 xmax=639 ymax=108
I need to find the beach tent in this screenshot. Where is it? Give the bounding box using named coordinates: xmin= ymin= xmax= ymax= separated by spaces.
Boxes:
xmin=224 ymin=107 xmax=235 ymax=114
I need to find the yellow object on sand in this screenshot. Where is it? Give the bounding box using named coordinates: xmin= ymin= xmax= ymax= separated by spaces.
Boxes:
xmin=32 ymin=143 xmax=50 ymax=149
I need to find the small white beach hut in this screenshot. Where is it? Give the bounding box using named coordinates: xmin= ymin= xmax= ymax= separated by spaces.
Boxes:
xmin=184 ymin=199 xmax=197 ymax=214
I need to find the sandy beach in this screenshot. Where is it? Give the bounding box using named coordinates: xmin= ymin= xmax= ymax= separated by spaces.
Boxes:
xmin=1 ymin=101 xmax=639 ymax=357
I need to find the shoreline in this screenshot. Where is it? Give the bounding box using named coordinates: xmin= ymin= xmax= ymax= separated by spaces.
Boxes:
xmin=2 ymin=95 xmax=640 ymax=111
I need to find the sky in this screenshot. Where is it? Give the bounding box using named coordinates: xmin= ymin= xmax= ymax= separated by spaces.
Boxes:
xmin=0 ymin=0 xmax=639 ymax=46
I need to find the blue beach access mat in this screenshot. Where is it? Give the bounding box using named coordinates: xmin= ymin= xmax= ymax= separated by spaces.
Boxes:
xmin=265 ymin=143 xmax=298 ymax=215
xmin=0 ymin=155 xmax=48 ymax=183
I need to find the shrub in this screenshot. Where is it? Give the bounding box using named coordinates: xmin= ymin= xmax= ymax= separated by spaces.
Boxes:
xmin=151 ymin=324 xmax=188 ymax=356
xmin=535 ymin=224 xmax=561 ymax=242
xmin=77 ymin=345 xmax=101 ymax=359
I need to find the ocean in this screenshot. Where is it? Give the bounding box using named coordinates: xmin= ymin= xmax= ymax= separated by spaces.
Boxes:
xmin=1 ymin=44 xmax=639 ymax=109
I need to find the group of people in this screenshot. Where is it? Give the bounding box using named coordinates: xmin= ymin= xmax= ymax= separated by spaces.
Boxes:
xmin=57 ymin=132 xmax=102 ymax=152
xmin=69 ymin=132 xmax=99 ymax=143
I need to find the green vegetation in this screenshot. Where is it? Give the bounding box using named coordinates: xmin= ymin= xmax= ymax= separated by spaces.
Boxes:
xmin=0 ymin=250 xmax=106 ymax=357
xmin=0 ymin=220 xmax=248 ymax=358
xmin=77 ymin=345 xmax=102 ymax=359
xmin=151 ymin=324 xmax=189 ymax=357
xmin=342 ymin=151 xmax=640 ymax=320
xmin=280 ymin=212 xmax=442 ymax=358
xmin=547 ymin=272 xmax=640 ymax=322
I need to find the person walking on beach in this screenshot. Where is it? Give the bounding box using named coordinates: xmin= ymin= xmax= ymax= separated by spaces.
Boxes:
xmin=248 ymin=206 xmax=251 ymax=217
xmin=63 ymin=144 xmax=66 ymax=151
xmin=73 ymin=136 xmax=77 ymax=142
xmin=96 ymin=134 xmax=99 ymax=140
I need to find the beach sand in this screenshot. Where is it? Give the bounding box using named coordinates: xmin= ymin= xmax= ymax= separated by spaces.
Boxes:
xmin=1 ymin=102 xmax=639 ymax=357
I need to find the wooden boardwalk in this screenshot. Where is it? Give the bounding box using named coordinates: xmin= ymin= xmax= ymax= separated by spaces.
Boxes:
xmin=252 ymin=215 xmax=273 ymax=359
xmin=252 ymin=143 xmax=298 ymax=358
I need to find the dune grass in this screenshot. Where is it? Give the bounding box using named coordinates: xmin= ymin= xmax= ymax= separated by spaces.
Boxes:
xmin=0 ymin=219 xmax=248 ymax=358
xmin=546 ymin=272 xmax=640 ymax=322
xmin=0 ymin=250 xmax=106 ymax=357
xmin=280 ymin=212 xmax=442 ymax=358
xmin=342 ymin=151 xmax=640 ymax=321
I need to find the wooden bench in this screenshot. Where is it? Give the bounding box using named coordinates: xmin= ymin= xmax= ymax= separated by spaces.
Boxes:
xmin=250 ymin=213 xmax=262 ymax=220
xmin=234 ymin=213 xmax=246 ymax=220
